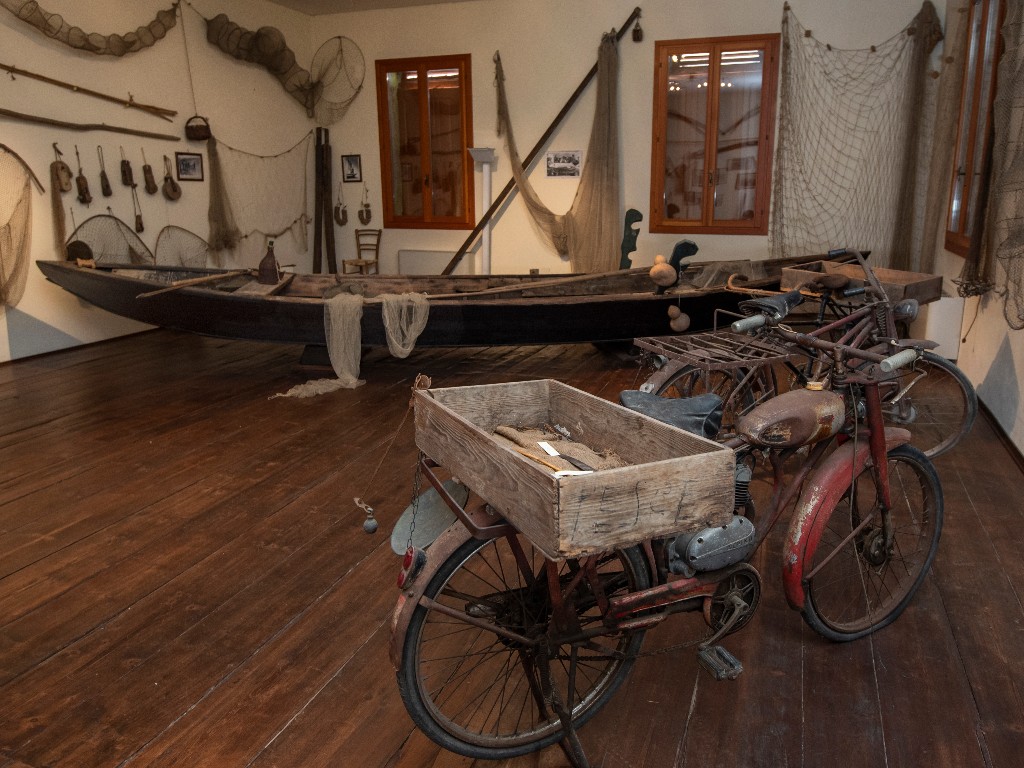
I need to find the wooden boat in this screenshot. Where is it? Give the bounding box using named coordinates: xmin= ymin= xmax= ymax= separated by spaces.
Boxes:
xmin=35 ymin=256 xmax=816 ymax=350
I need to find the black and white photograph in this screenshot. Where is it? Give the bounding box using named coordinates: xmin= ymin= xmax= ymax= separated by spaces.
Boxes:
xmin=545 ymin=150 xmax=581 ymax=177
xmin=174 ymin=152 xmax=204 ymax=182
xmin=342 ymin=154 xmax=362 ymax=183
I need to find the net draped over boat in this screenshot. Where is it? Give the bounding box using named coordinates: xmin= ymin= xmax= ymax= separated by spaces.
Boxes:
xmin=769 ymin=3 xmax=942 ymax=268
xmin=380 ymin=293 xmax=429 ymax=358
xmin=207 ymin=134 xmax=311 ymax=265
xmin=0 ymin=147 xmax=33 ymax=309
xmin=495 ymin=33 xmax=621 ymax=274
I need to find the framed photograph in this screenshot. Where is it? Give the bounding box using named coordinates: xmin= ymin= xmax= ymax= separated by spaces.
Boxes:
xmin=175 ymin=152 xmax=204 ymax=182
xmin=342 ymin=154 xmax=362 ymax=183
xmin=546 ymin=150 xmax=581 ymax=177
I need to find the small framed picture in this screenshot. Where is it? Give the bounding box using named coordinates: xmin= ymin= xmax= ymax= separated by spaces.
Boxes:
xmin=175 ymin=152 xmax=204 ymax=182
xmin=342 ymin=154 xmax=362 ymax=183
xmin=546 ymin=150 xmax=581 ymax=177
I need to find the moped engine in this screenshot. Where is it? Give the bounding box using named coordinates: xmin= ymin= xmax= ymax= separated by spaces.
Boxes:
xmin=667 ymin=514 xmax=756 ymax=578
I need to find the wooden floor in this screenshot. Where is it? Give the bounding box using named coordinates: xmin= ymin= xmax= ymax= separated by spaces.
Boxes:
xmin=1 ymin=330 xmax=1022 ymax=768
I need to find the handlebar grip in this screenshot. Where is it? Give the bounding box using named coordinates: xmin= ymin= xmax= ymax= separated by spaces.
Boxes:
xmin=840 ymin=285 xmax=867 ymax=298
xmin=879 ymin=348 xmax=919 ymax=373
xmin=731 ymin=314 xmax=767 ymax=333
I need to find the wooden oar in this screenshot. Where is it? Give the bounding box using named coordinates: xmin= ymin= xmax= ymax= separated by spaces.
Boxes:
xmin=136 ymin=270 xmax=251 ymax=298
xmin=377 ymin=267 xmax=652 ymax=302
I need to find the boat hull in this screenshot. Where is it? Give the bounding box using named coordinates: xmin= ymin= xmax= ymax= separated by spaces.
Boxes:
xmin=36 ymin=261 xmax=761 ymax=348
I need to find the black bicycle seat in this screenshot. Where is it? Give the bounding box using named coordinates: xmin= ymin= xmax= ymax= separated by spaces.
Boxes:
xmin=619 ymin=390 xmax=724 ymax=439
xmin=738 ymin=289 xmax=804 ymax=320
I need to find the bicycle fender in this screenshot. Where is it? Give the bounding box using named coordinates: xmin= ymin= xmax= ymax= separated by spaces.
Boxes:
xmin=781 ymin=427 xmax=911 ymax=611
xmin=388 ymin=505 xmax=500 ymax=668
xmin=638 ymin=359 xmax=689 ymax=393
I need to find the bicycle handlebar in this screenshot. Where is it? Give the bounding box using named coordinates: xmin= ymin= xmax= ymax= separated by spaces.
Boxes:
xmin=731 ymin=314 xmax=767 ymax=333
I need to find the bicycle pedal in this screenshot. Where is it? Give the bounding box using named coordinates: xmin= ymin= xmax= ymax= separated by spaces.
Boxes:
xmin=697 ymin=645 xmax=743 ymax=681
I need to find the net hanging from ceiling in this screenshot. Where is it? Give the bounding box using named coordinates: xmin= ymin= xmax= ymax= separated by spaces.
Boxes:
xmin=0 ymin=0 xmax=177 ymax=55
xmin=495 ymin=33 xmax=621 ymax=274
xmin=207 ymin=133 xmax=312 ymax=264
xmin=205 ymin=12 xmax=364 ymax=126
xmin=987 ymin=1 xmax=1024 ymax=329
xmin=769 ymin=2 xmax=942 ymax=268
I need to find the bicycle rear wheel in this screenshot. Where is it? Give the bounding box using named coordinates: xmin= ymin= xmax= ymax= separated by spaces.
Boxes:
xmin=398 ymin=534 xmax=650 ymax=760
xmin=800 ymin=444 xmax=943 ymax=642
xmin=878 ymin=351 xmax=977 ymax=458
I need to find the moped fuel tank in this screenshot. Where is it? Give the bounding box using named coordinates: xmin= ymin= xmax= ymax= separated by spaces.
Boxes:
xmin=737 ymin=388 xmax=846 ymax=448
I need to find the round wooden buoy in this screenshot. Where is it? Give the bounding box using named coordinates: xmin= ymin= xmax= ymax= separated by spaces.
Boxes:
xmin=649 ymin=254 xmax=677 ymax=287
xmin=667 ymin=305 xmax=690 ymax=332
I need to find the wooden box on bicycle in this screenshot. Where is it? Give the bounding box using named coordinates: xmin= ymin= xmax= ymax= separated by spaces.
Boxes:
xmin=413 ymin=379 xmax=734 ymax=560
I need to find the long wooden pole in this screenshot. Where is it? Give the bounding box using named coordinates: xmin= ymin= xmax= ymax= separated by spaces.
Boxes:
xmin=0 ymin=61 xmax=177 ymax=121
xmin=442 ymin=6 xmax=641 ymax=276
xmin=0 ymin=107 xmax=180 ymax=142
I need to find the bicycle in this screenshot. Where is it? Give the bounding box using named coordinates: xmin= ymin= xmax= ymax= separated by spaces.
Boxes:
xmin=634 ymin=249 xmax=977 ymax=459
xmin=389 ymin=306 xmax=944 ymax=765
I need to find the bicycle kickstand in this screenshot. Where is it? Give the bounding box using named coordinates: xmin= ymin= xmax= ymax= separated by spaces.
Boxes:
xmin=539 ymin=639 xmax=592 ymax=768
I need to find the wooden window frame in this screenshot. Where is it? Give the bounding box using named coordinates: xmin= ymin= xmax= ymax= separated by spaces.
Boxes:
xmin=375 ymin=54 xmax=475 ymax=230
xmin=649 ymin=33 xmax=780 ymax=236
xmin=945 ymin=0 xmax=1004 ymax=257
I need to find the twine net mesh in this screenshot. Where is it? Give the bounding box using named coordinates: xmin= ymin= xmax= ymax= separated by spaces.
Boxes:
xmin=989 ymin=1 xmax=1024 ymax=328
xmin=67 ymin=214 xmax=154 ymax=265
xmin=769 ymin=3 xmax=942 ymax=268
xmin=155 ymin=225 xmax=210 ymax=268
xmin=0 ymin=148 xmax=31 ymax=309
xmin=272 ymin=293 xmax=364 ymax=398
xmin=0 ymin=0 xmax=177 ymax=55
xmin=208 ymin=134 xmax=311 ymax=265
xmin=380 ymin=293 xmax=429 ymax=358
xmin=206 ymin=13 xmax=363 ymax=126
xmin=495 ymin=33 xmax=621 ymax=273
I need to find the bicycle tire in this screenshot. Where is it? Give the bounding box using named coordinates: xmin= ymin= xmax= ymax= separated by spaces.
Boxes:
xmin=800 ymin=444 xmax=943 ymax=642
xmin=878 ymin=351 xmax=977 ymax=458
xmin=397 ymin=534 xmax=650 ymax=759
xmin=653 ymin=364 xmax=777 ymax=436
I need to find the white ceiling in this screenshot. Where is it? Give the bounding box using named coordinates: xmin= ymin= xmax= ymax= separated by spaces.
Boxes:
xmin=266 ymin=0 xmax=479 ymax=15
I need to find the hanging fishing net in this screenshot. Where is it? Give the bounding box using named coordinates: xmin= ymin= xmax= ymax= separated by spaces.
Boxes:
xmin=207 ymin=134 xmax=312 ymax=264
xmin=380 ymin=293 xmax=429 ymax=358
xmin=989 ymin=1 xmax=1024 ymax=328
xmin=769 ymin=2 xmax=942 ymax=268
xmin=0 ymin=0 xmax=177 ymax=55
xmin=495 ymin=33 xmax=621 ymax=274
xmin=205 ymin=13 xmax=364 ymax=126
xmin=154 ymin=225 xmax=210 ymax=268
xmin=66 ymin=214 xmax=154 ymax=265
xmin=0 ymin=146 xmax=37 ymax=309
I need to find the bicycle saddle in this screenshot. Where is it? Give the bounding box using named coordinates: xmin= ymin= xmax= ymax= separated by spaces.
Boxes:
xmin=737 ymin=289 xmax=804 ymax=320
xmin=618 ymin=390 xmax=724 ymax=439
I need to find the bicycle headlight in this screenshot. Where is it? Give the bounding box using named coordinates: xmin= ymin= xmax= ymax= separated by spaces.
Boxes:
xmin=892 ymin=298 xmax=919 ymax=324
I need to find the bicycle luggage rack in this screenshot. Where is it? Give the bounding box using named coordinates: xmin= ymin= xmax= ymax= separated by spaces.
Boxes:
xmin=634 ymin=331 xmax=802 ymax=373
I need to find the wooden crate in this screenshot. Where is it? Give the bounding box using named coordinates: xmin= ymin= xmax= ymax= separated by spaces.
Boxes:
xmin=781 ymin=261 xmax=942 ymax=304
xmin=414 ymin=379 xmax=735 ymax=559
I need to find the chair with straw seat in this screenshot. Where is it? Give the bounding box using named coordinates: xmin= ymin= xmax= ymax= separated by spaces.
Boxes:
xmin=344 ymin=229 xmax=382 ymax=274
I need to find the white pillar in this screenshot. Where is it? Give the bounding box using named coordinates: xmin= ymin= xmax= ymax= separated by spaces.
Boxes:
xmin=468 ymin=148 xmax=497 ymax=274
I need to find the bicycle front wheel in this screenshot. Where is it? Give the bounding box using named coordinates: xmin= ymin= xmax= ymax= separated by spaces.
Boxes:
xmin=879 ymin=351 xmax=977 ymax=458
xmin=398 ymin=534 xmax=650 ymax=760
xmin=800 ymin=444 xmax=943 ymax=642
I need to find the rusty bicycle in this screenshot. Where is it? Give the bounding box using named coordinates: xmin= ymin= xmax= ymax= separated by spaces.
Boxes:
xmin=389 ymin=295 xmax=944 ymax=764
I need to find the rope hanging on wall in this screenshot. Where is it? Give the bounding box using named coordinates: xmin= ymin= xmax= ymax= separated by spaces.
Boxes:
xmin=0 ymin=0 xmax=178 ymax=56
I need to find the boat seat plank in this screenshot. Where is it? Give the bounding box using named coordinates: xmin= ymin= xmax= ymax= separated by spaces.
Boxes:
xmin=234 ymin=274 xmax=295 ymax=296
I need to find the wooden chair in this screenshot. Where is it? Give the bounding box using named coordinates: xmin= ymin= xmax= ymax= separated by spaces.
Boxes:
xmin=343 ymin=229 xmax=382 ymax=274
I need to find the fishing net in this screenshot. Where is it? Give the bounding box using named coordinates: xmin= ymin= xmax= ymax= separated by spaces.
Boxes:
xmin=380 ymin=293 xmax=429 ymax=358
xmin=0 ymin=147 xmax=34 ymax=309
xmin=205 ymin=12 xmax=364 ymax=126
xmin=0 ymin=0 xmax=177 ymax=56
xmin=207 ymin=134 xmax=312 ymax=265
xmin=66 ymin=214 xmax=154 ymax=265
xmin=495 ymin=32 xmax=621 ymax=273
xmin=272 ymin=293 xmax=364 ymax=398
xmin=769 ymin=2 xmax=942 ymax=268
xmin=154 ymin=225 xmax=210 ymax=268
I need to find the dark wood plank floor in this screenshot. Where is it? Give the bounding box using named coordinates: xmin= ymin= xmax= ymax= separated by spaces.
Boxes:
xmin=0 ymin=330 xmax=1021 ymax=768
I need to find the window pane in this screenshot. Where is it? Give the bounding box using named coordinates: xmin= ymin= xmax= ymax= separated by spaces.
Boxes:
xmin=713 ymin=49 xmax=764 ymax=223
xmin=386 ymin=69 xmax=422 ymax=218
xmin=427 ymin=67 xmax=465 ymax=219
xmin=663 ymin=52 xmax=709 ymax=221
